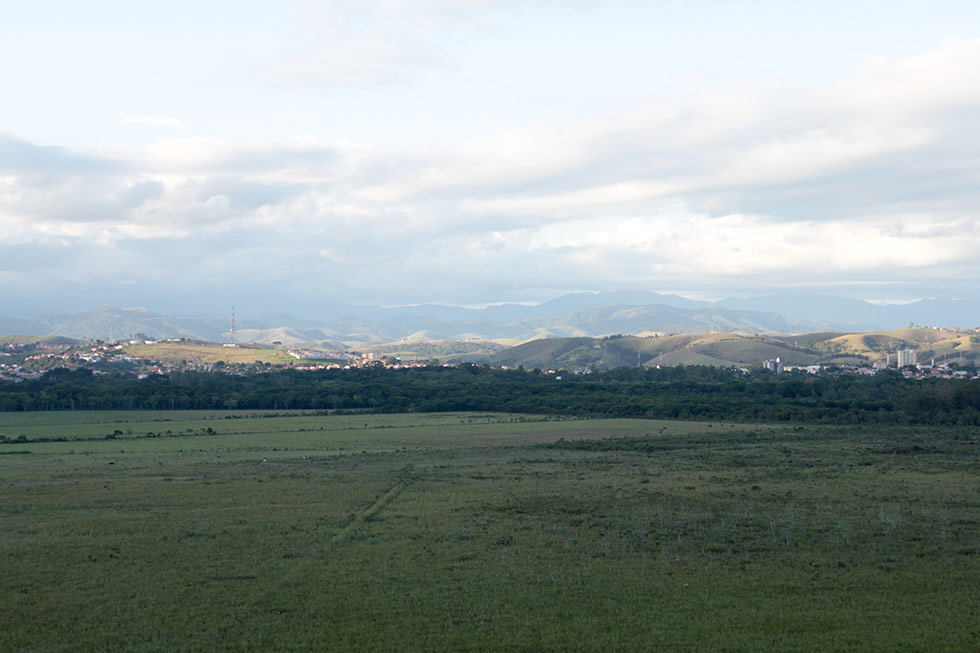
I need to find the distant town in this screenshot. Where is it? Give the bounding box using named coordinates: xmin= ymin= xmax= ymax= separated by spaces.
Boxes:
xmin=0 ymin=338 xmax=442 ymax=383
xmin=3 ymin=330 xmax=978 ymax=383
xmin=761 ymin=348 xmax=976 ymax=379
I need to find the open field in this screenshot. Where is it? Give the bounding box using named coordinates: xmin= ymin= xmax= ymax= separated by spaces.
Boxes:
xmin=123 ymin=343 xmax=297 ymax=366
xmin=2 ymin=411 xmax=979 ymax=650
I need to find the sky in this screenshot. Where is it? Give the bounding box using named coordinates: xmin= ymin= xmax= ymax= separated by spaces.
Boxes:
xmin=2 ymin=0 xmax=980 ymax=316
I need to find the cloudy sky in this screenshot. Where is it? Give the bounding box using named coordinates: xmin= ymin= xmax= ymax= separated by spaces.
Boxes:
xmin=3 ymin=0 xmax=980 ymax=316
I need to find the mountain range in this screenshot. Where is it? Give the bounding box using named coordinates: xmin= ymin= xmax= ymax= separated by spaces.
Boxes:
xmin=2 ymin=291 xmax=980 ymax=345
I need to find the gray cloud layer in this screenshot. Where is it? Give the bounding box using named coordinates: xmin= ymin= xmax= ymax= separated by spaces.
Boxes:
xmin=3 ymin=38 xmax=980 ymax=312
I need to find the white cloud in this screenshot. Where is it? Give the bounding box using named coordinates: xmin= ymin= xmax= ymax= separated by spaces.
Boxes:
xmin=260 ymin=0 xmax=608 ymax=87
xmin=358 ymin=38 xmax=980 ymax=225
xmin=131 ymin=137 xmax=339 ymax=178
xmin=4 ymin=35 xmax=980 ymax=306
xmin=260 ymin=31 xmax=430 ymax=87
xmin=259 ymin=0 xmax=452 ymax=87
xmin=113 ymin=116 xmax=186 ymax=130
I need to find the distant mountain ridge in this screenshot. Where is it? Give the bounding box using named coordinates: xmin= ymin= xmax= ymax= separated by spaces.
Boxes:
xmin=1 ymin=292 xmax=978 ymax=345
xmin=715 ymin=294 xmax=980 ymax=330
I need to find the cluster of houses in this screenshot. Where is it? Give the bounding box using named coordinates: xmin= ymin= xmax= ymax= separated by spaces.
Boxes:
xmin=1 ymin=341 xmax=199 ymax=380
xmin=763 ymin=350 xmax=978 ymax=379
xmin=0 ymin=361 xmax=43 ymax=382
xmin=0 ymin=339 xmax=443 ymax=382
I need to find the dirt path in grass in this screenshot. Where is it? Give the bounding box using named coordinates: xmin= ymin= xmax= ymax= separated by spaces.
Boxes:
xmin=329 ymin=469 xmax=414 ymax=544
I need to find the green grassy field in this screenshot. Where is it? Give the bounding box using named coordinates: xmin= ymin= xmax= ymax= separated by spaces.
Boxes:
xmin=2 ymin=411 xmax=978 ymax=650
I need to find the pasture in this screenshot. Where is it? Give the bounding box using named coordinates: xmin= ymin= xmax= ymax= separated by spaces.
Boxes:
xmin=1 ymin=411 xmax=978 ymax=650
xmin=122 ymin=343 xmax=297 ymax=366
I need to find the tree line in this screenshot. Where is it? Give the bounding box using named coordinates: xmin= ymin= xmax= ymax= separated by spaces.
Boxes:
xmin=1 ymin=365 xmax=979 ymax=425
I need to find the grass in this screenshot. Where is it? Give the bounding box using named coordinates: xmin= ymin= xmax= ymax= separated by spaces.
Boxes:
xmin=1 ymin=411 xmax=978 ymax=650
xmin=123 ymin=342 xmax=297 ymax=365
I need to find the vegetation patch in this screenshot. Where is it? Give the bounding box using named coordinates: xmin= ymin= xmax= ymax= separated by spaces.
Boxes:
xmin=5 ymin=365 xmax=980 ymax=426
xmin=1 ymin=411 xmax=977 ymax=650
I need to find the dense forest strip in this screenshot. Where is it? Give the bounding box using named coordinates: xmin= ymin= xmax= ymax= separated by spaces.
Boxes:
xmin=2 ymin=365 xmax=980 ymax=425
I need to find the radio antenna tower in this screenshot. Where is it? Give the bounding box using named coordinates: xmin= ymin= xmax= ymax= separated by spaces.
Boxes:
xmin=230 ymin=304 xmax=237 ymax=344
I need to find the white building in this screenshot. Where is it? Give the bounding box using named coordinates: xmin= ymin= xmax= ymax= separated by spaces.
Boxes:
xmin=763 ymin=357 xmax=783 ymax=373
xmin=896 ymin=349 xmax=917 ymax=368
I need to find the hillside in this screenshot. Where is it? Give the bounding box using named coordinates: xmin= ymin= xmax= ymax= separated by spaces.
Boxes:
xmin=0 ymin=335 xmax=83 ymax=346
xmin=232 ymin=326 xmax=344 ymax=349
xmin=803 ymin=328 xmax=976 ymax=363
xmin=648 ymin=338 xmax=819 ymax=367
xmin=487 ymin=337 xmax=599 ymax=368
xmin=358 ymin=339 xmax=508 ymax=362
xmin=487 ymin=328 xmax=980 ymax=370
xmin=488 ymin=333 xmax=817 ymax=370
